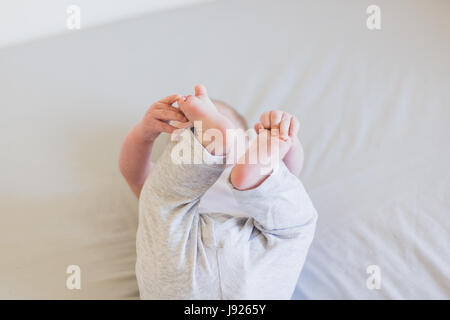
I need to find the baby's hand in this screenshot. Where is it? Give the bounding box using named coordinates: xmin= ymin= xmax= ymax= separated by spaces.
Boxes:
xmin=139 ymin=94 xmax=188 ymax=142
xmin=254 ymin=110 xmax=300 ymax=141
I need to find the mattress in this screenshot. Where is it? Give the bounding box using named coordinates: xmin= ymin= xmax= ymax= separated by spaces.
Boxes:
xmin=0 ymin=0 xmax=449 ymax=299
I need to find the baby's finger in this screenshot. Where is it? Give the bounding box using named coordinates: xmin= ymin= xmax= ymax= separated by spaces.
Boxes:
xmin=269 ymin=110 xmax=283 ymax=136
xmin=289 ymin=117 xmax=300 ymax=137
xmin=279 ymin=113 xmax=292 ymax=140
xmin=155 ymin=119 xmax=180 ymax=134
xmin=260 ymin=111 xmax=271 ymax=129
xmin=176 ymin=96 xmax=187 ymax=108
xmin=159 ymin=104 xmax=187 ymax=120
xmin=183 ymin=95 xmax=195 ymax=104
xmin=171 ymin=120 xmax=192 ymax=129
xmin=158 ymin=94 xmax=181 ymax=105
xmin=152 ymin=108 xmax=187 ymax=122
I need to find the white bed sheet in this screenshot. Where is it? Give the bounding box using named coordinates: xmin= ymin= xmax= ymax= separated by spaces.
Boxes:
xmin=0 ymin=0 xmax=449 ymax=299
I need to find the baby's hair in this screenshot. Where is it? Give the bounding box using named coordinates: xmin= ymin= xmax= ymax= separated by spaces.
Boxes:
xmin=212 ymin=99 xmax=248 ymax=131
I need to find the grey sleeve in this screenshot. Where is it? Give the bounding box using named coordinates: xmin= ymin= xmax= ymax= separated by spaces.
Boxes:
xmin=230 ymin=161 xmax=318 ymax=238
xmin=138 ymin=128 xmax=225 ymax=250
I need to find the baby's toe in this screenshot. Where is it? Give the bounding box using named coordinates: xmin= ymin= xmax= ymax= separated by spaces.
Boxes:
xmin=270 ymin=110 xmax=283 ymax=129
xmin=280 ymin=114 xmax=292 ymax=140
xmin=260 ymin=111 xmax=271 ymax=129
xmin=194 ymin=84 xmax=208 ymax=97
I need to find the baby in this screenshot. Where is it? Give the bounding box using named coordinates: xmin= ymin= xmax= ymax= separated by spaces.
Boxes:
xmin=119 ymin=85 xmax=317 ymax=299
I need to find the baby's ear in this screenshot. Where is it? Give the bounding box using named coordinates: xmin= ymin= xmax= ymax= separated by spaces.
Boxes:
xmin=194 ymin=84 xmax=208 ymax=98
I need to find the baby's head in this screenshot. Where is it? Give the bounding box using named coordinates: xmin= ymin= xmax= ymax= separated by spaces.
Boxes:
xmin=212 ymin=99 xmax=248 ymax=131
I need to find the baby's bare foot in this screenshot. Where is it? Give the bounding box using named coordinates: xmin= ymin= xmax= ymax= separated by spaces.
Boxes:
xmin=254 ymin=110 xmax=302 ymax=175
xmin=230 ymin=111 xmax=298 ymax=190
xmin=254 ymin=124 xmax=292 ymax=162
xmin=177 ymin=85 xmax=235 ymax=155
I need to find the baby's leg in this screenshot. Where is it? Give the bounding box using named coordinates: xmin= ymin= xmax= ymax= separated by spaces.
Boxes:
xmin=137 ymin=86 xmax=237 ymax=299
xmin=281 ymin=136 xmax=304 ymax=176
xmin=136 ymin=128 xmax=224 ymax=299
xmin=228 ymin=158 xmax=317 ymax=299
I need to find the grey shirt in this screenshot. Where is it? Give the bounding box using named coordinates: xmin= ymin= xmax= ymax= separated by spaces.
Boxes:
xmin=136 ymin=129 xmax=317 ymax=299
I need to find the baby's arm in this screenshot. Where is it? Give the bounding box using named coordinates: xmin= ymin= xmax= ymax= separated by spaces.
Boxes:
xmin=119 ymin=95 xmax=187 ymax=197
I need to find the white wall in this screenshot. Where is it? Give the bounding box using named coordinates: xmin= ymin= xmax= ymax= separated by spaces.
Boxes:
xmin=0 ymin=0 xmax=215 ymax=48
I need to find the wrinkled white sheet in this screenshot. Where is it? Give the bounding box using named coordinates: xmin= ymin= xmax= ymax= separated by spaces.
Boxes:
xmin=0 ymin=0 xmax=449 ymax=299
